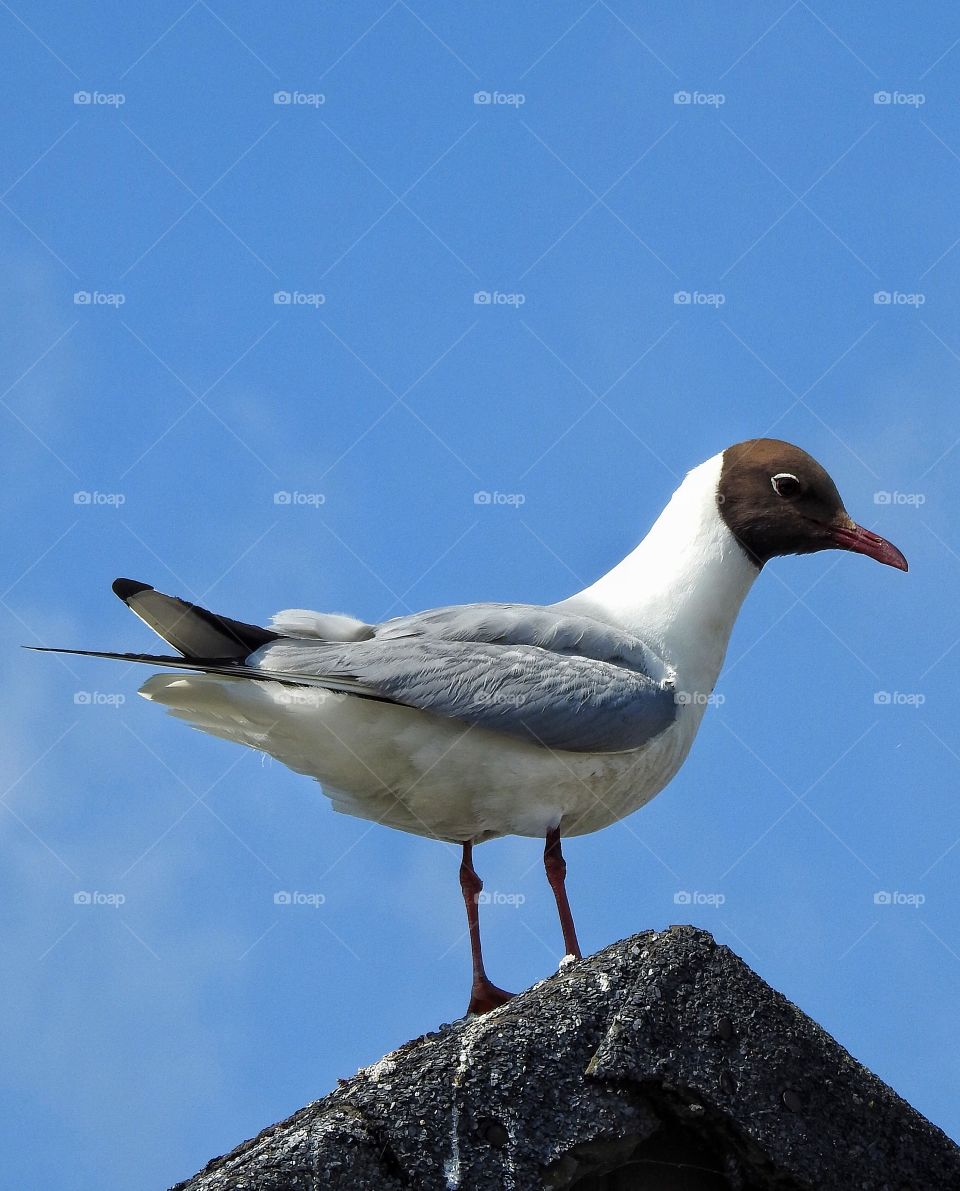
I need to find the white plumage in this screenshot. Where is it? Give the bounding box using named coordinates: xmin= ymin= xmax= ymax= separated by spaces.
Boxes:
xmin=140 ymin=452 xmax=757 ymax=842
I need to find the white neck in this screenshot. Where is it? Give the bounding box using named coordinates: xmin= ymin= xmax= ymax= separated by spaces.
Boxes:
xmin=556 ymin=453 xmax=760 ymax=691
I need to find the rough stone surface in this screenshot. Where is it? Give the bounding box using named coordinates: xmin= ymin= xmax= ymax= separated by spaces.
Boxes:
xmin=171 ymin=926 xmax=959 ymax=1190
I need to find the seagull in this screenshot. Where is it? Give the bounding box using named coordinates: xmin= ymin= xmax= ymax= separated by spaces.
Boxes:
xmin=36 ymin=439 xmax=907 ymax=1014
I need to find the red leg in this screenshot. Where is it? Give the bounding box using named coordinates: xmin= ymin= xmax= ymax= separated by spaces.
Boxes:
xmin=459 ymin=842 xmax=514 ymax=1015
xmin=544 ymin=826 xmax=581 ymax=960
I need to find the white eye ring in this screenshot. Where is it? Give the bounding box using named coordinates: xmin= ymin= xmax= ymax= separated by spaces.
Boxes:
xmin=771 ymin=472 xmax=801 ymax=496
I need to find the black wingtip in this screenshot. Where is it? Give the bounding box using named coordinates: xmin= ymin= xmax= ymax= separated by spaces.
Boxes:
xmin=112 ymin=578 xmax=153 ymax=603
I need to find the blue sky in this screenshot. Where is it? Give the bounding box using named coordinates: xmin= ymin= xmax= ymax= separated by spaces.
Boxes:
xmin=2 ymin=3 xmax=959 ymax=1187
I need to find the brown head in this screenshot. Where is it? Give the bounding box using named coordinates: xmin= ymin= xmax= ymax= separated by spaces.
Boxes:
xmin=717 ymin=439 xmax=908 ymax=571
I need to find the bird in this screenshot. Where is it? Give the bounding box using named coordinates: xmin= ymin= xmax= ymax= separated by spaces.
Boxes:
xmin=35 ymin=438 xmax=907 ymax=1014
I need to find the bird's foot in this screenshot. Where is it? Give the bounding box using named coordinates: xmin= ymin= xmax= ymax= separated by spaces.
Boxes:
xmin=466 ymin=976 xmax=515 ymax=1015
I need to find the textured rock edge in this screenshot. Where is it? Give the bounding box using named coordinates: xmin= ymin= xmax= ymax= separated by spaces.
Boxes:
xmin=171 ymin=926 xmax=960 ymax=1190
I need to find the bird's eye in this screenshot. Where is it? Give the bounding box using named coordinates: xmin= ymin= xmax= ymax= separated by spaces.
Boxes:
xmin=771 ymin=472 xmax=801 ymax=497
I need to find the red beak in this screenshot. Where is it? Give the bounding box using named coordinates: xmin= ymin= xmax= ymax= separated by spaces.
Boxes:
xmin=829 ymin=520 xmax=908 ymax=571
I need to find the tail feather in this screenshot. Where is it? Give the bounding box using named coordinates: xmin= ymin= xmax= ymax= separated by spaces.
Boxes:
xmin=28 ymin=645 xmax=251 ymax=680
xmin=111 ymin=578 xmax=279 ymax=659
xmin=27 ymin=644 xmax=389 ymax=701
xmin=30 ymin=579 xmax=387 ymax=698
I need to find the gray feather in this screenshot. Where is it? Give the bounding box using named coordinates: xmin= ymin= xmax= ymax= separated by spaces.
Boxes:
xmin=111 ymin=578 xmax=278 ymax=658
xmin=44 ymin=586 xmax=678 ymax=753
xmin=249 ymin=603 xmax=677 ymax=753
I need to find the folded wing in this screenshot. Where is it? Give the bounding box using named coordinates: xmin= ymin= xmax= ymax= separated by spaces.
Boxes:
xmin=250 ymin=602 xmax=677 ymax=753
xmin=38 ymin=584 xmax=679 ymax=755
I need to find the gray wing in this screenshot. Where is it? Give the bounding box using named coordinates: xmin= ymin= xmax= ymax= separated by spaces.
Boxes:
xmin=376 ymin=603 xmax=671 ymax=679
xmin=253 ymin=603 xmax=677 ymax=753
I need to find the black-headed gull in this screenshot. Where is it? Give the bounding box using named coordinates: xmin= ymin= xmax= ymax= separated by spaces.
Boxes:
xmin=37 ymin=439 xmax=907 ymax=1014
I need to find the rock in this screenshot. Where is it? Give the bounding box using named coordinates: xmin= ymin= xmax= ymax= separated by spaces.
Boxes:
xmin=171 ymin=926 xmax=959 ymax=1190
